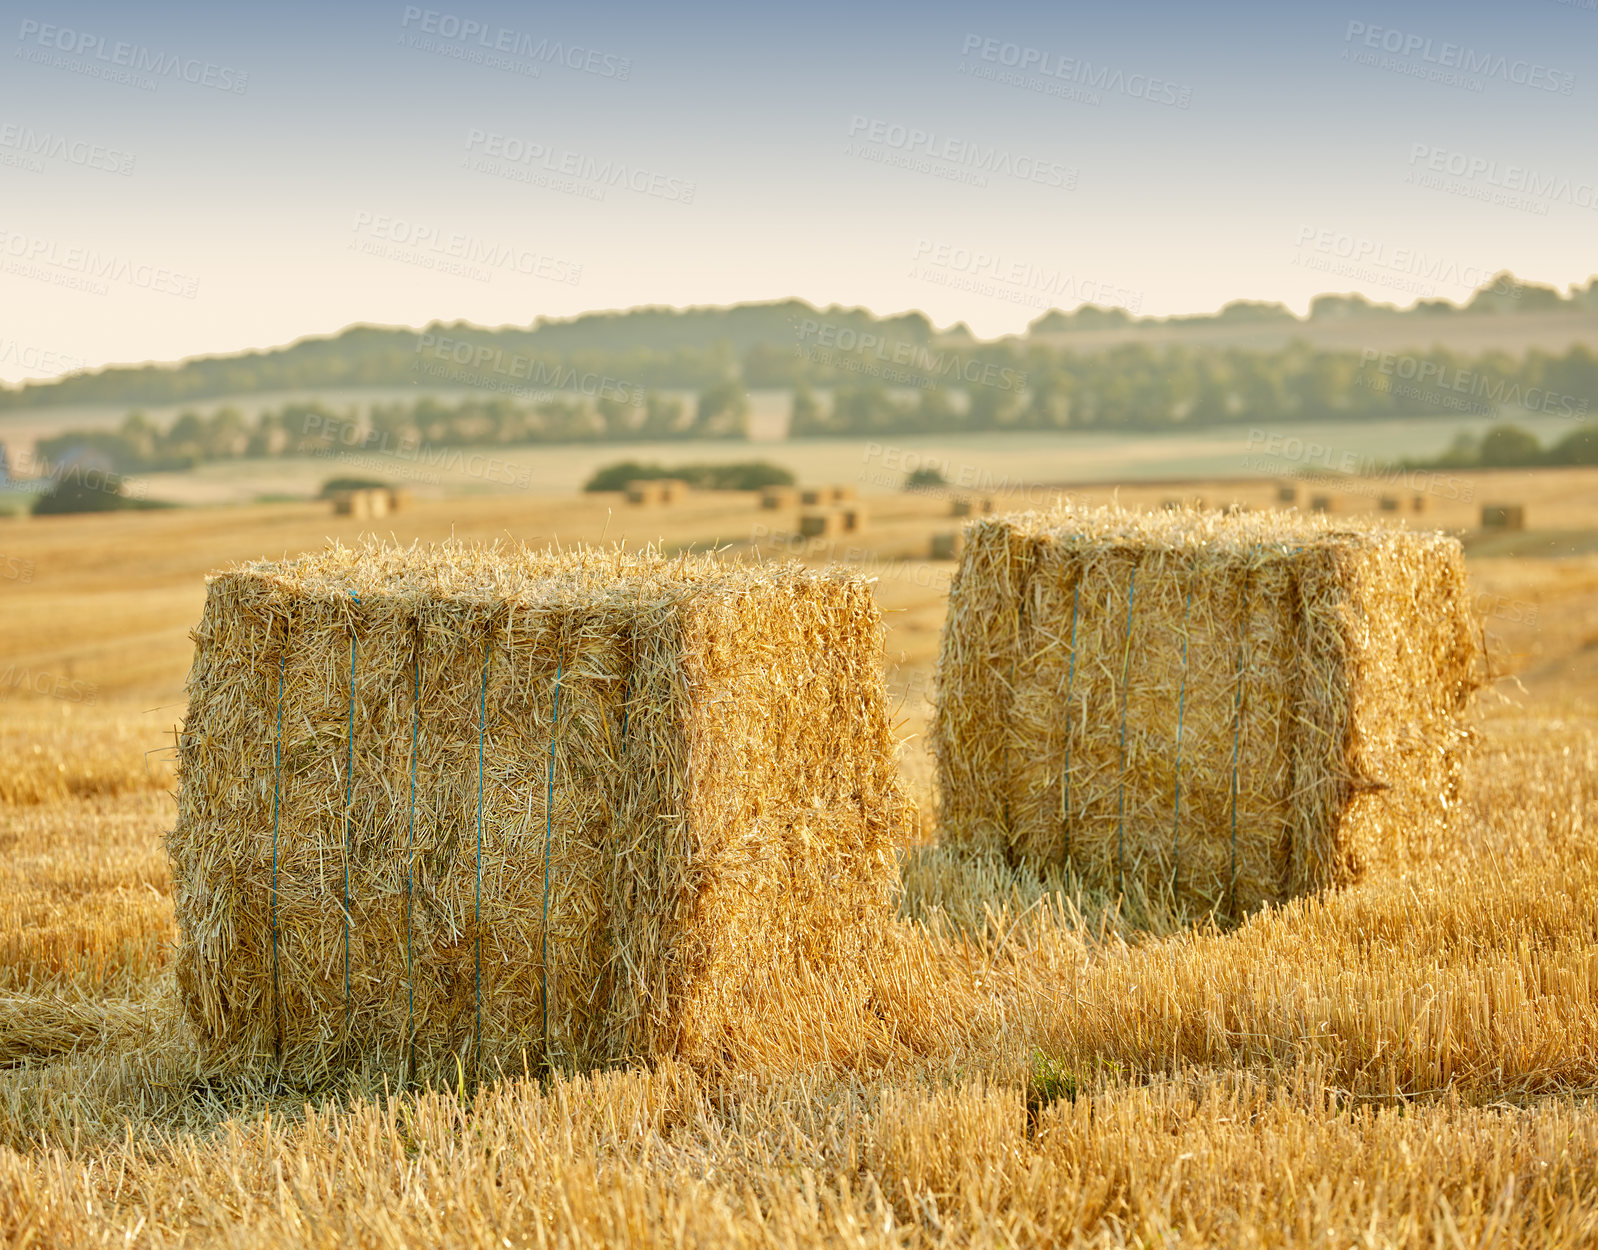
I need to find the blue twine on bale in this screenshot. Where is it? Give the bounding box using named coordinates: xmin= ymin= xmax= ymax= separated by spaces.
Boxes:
xmin=270 ymin=645 xmax=286 ymax=1056
xmin=406 ymin=646 xmax=420 ymax=1077
xmin=540 ymin=650 xmax=563 ymax=1067
xmin=1114 ymin=566 xmax=1137 ymax=898
xmin=1061 ymin=579 xmax=1081 ymax=861
xmin=344 ymin=591 xmax=360 ymax=1036
xmin=1228 ymin=559 xmax=1255 ymax=916
xmin=474 ymin=638 xmax=489 ymax=1076
xmin=1171 ymin=587 xmax=1193 ymax=898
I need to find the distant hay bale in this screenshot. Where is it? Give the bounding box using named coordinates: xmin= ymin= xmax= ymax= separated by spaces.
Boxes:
xmin=930 ymin=531 xmax=964 ymax=561
xmin=1481 ymin=503 xmax=1525 ymax=531
xmin=760 ymin=486 xmax=798 ymax=510
xmin=831 ymin=484 xmax=857 ymax=503
xmin=387 ymin=488 xmax=411 ymax=512
xmin=931 ymin=507 xmax=1482 ymax=915
xmin=951 ymin=497 xmax=993 ymax=518
xmin=1379 ymin=496 xmax=1400 ymax=512
xmin=332 ymin=489 xmax=377 ymax=519
xmin=624 ymin=481 xmax=663 ymax=505
xmin=658 ymin=479 xmax=689 ymax=504
xmin=1277 ymin=485 xmax=1298 ymax=503
xmin=1310 ymin=494 xmax=1335 ymax=513
xmin=840 ymin=504 xmax=868 ymax=534
xmin=1411 ymin=495 xmax=1429 ymax=513
xmin=801 ymin=486 xmax=852 ymax=506
xmin=365 ymin=490 xmax=390 ymax=520
xmin=169 ymin=542 xmax=907 ymax=1081
xmin=798 ymin=510 xmax=842 ymax=538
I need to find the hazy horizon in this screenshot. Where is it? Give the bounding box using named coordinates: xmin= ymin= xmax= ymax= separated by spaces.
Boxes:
xmin=4 ymin=0 xmax=1596 ymax=383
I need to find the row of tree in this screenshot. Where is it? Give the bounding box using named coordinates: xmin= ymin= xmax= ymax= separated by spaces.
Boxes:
xmin=30 ymin=341 xmax=1598 ymax=473
xmin=8 ymin=274 xmax=1597 ymax=414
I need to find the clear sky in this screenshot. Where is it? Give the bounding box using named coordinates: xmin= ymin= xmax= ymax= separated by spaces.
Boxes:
xmin=2 ymin=0 xmax=1594 ymax=381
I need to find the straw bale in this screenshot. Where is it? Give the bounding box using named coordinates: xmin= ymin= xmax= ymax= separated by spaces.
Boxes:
xmin=170 ymin=542 xmax=907 ymax=1082
xmin=760 ymin=486 xmax=798 ymax=510
xmin=1310 ymin=494 xmax=1335 ymax=513
xmin=625 ymin=481 xmax=663 ymax=505
xmin=331 ymin=490 xmax=369 ymax=519
xmin=931 ymin=506 xmax=1481 ymax=915
xmin=1411 ymin=495 xmax=1429 ymax=513
xmin=841 ymin=505 xmax=868 ymax=533
xmin=800 ymin=488 xmax=827 ymax=506
xmin=1481 ymin=503 xmax=1525 ymax=531
xmin=1379 ymin=496 xmax=1400 ymax=512
xmin=799 ymin=510 xmax=842 ymax=538
xmin=1277 ymin=485 xmax=1298 ymax=503
xmin=930 ymin=531 xmax=963 ymax=561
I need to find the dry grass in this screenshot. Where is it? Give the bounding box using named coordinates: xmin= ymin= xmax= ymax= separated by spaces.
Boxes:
xmin=2 ymin=705 xmax=1596 ymax=1246
xmin=3 ymin=493 xmax=1598 ymax=1246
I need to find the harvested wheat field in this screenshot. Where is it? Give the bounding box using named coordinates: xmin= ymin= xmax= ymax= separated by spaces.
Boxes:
xmin=2 ymin=490 xmax=1598 ymax=1248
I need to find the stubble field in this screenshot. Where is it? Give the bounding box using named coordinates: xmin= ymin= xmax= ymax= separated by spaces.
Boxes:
xmin=2 ymin=471 xmax=1597 ymax=1247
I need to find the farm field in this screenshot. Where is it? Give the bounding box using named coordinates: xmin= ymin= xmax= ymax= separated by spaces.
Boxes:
xmin=3 ymin=472 xmax=1598 ymax=1246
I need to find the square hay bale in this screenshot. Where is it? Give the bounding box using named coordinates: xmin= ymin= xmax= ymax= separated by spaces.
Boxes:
xmin=840 ymin=504 xmax=868 ymax=533
xmin=930 ymin=531 xmax=964 ymax=561
xmin=800 ymin=488 xmax=828 ymax=506
xmin=799 ymin=510 xmax=842 ymax=538
xmin=170 ymin=542 xmax=907 ymax=1081
xmin=760 ymin=486 xmax=798 ymax=510
xmin=932 ymin=507 xmax=1481 ymax=915
xmin=1411 ymin=495 xmax=1429 ymax=513
xmin=1481 ymin=503 xmax=1525 ymax=531
xmin=1277 ymin=485 xmax=1298 ymax=503
xmin=658 ymin=479 xmax=690 ymax=504
xmin=1379 ymin=496 xmax=1401 ymax=512
xmin=365 ymin=489 xmax=389 ymax=520
xmin=331 ymin=490 xmax=369 ymax=519
xmin=830 ymin=484 xmax=858 ymax=503
xmin=1310 ymin=494 xmax=1335 ymax=513
xmin=625 ymin=481 xmax=664 ymax=505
